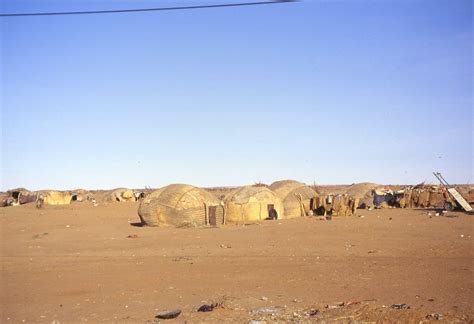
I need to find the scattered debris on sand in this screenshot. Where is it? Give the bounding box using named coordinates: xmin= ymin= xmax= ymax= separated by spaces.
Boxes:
xmin=155 ymin=309 xmax=181 ymax=320
xmin=391 ymin=303 xmax=411 ymax=310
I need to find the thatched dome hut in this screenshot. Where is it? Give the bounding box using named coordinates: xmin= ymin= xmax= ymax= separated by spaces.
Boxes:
xmin=345 ymin=182 xmax=379 ymax=198
xmin=4 ymin=188 xmax=35 ymax=206
xmin=39 ymin=191 xmax=73 ymax=205
xmin=138 ymin=184 xmax=222 ymax=227
xmin=71 ymin=189 xmax=95 ymax=202
xmin=7 ymin=188 xmax=30 ymax=196
xmin=269 ymin=180 xmax=318 ymax=218
xmin=345 ymin=182 xmax=380 ymax=208
xmin=224 ymin=186 xmax=284 ymax=224
xmin=108 ymin=188 xmax=136 ymax=202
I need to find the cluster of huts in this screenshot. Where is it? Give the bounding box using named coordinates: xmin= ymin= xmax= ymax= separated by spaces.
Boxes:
xmin=2 ymin=180 xmax=468 ymax=228
xmin=0 ymin=188 xmax=91 ymax=207
xmin=0 ymin=180 xmax=355 ymax=226
xmin=137 ymin=181 xmax=468 ymax=228
xmin=138 ymin=181 xmax=363 ymax=227
xmin=0 ymin=187 xmax=146 ymax=207
xmin=348 ymin=182 xmax=457 ymax=210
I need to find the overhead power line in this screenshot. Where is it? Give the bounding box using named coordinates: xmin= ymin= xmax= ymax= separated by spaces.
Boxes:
xmin=0 ymin=0 xmax=296 ymax=17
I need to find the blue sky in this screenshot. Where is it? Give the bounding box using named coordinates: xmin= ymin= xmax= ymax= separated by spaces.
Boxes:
xmin=1 ymin=0 xmax=472 ymax=190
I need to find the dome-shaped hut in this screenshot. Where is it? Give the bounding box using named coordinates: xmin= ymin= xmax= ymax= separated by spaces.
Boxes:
xmin=71 ymin=189 xmax=95 ymax=202
xmin=5 ymin=188 xmax=35 ymax=206
xmin=345 ymin=182 xmax=380 ymax=208
xmin=138 ymin=184 xmax=222 ymax=227
xmin=38 ymin=190 xmax=73 ymax=205
xmin=224 ymin=186 xmax=284 ymax=224
xmin=345 ymin=182 xmax=379 ymax=198
xmin=107 ymin=188 xmax=136 ymax=202
xmin=269 ymin=180 xmax=319 ymax=218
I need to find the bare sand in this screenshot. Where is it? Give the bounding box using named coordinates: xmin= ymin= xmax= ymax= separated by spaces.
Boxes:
xmin=1 ymin=202 xmax=473 ymax=322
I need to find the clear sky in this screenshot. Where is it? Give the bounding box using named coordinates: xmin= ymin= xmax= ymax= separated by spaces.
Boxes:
xmin=1 ymin=0 xmax=472 ymax=190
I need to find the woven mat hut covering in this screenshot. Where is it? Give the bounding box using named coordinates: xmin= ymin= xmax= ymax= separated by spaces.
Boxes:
xmin=269 ymin=180 xmax=318 ymax=218
xmin=224 ymin=186 xmax=284 ymax=224
xmin=108 ymin=188 xmax=136 ymax=202
xmin=410 ymin=187 xmax=446 ymax=208
xmin=71 ymin=189 xmax=94 ymax=202
xmin=346 ymin=183 xmax=380 ymax=199
xmin=40 ymin=191 xmax=73 ymax=205
xmin=138 ymin=184 xmax=221 ymax=227
xmin=345 ymin=183 xmax=381 ymax=209
xmin=7 ymin=188 xmax=30 ymax=196
xmin=2 ymin=188 xmax=35 ymax=206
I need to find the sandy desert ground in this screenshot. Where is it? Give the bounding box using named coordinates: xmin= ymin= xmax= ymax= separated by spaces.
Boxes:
xmin=1 ymin=202 xmax=473 ymax=323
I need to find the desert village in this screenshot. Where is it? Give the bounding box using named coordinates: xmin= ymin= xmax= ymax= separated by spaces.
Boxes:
xmin=1 ymin=0 xmax=472 ymax=322
xmin=1 ymin=177 xmax=473 ymax=322
xmin=2 ymin=179 xmax=473 ymax=227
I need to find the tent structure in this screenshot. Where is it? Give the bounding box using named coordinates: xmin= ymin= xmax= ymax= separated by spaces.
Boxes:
xmin=269 ymin=180 xmax=318 ymax=218
xmin=138 ymin=184 xmax=222 ymax=227
xmin=310 ymin=193 xmax=357 ymax=216
xmin=410 ymin=186 xmax=446 ymax=208
xmin=427 ymin=190 xmax=445 ymax=207
xmin=345 ymin=182 xmax=380 ymax=208
xmin=71 ymin=189 xmax=95 ymax=202
xmin=39 ymin=191 xmax=73 ymax=205
xmin=0 ymin=192 xmax=8 ymax=207
xmin=224 ymin=186 xmax=284 ymax=224
xmin=109 ymin=188 xmax=136 ymax=202
xmin=346 ymin=182 xmax=379 ymax=198
xmin=2 ymin=188 xmax=35 ymax=207
xmin=372 ymin=187 xmax=395 ymax=208
xmin=330 ymin=194 xmax=356 ymax=216
xmin=396 ymin=188 xmax=413 ymax=208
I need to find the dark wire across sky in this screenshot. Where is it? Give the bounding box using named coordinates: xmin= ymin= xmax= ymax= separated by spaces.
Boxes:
xmin=0 ymin=0 xmax=296 ymax=17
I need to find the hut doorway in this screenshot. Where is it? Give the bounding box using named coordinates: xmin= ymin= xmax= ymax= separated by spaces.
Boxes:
xmin=310 ymin=198 xmax=315 ymax=210
xmin=208 ymin=206 xmax=217 ymax=226
xmin=267 ymin=204 xmax=278 ymax=220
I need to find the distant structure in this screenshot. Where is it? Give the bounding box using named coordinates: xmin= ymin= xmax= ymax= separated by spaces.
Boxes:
xmin=138 ymin=184 xmax=222 ymax=227
xmin=224 ymin=185 xmax=284 ymax=224
xmin=345 ymin=182 xmax=380 ymax=209
xmin=269 ymin=180 xmax=319 ymax=218
xmin=109 ymin=188 xmax=137 ymax=202
xmin=38 ymin=191 xmax=73 ymax=205
xmin=71 ymin=189 xmax=95 ymax=202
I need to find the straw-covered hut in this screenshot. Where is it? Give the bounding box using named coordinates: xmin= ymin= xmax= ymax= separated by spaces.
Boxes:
xmin=138 ymin=184 xmax=222 ymax=227
xmin=346 ymin=182 xmax=379 ymax=198
xmin=3 ymin=188 xmax=35 ymax=206
xmin=269 ymin=180 xmax=318 ymax=218
xmin=345 ymin=182 xmax=380 ymax=208
xmin=109 ymin=188 xmax=136 ymax=202
xmin=224 ymin=186 xmax=283 ymax=224
xmin=39 ymin=191 xmax=73 ymax=205
xmin=71 ymin=189 xmax=95 ymax=202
